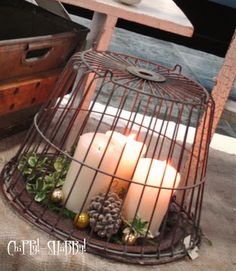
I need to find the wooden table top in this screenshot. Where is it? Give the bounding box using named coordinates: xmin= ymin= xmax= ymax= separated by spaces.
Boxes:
xmin=60 ymin=0 xmax=194 ymax=37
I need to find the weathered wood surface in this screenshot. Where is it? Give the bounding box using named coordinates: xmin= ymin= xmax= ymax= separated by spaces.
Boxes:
xmin=59 ymin=0 xmax=194 ymax=38
xmin=211 ymin=30 xmax=236 ymax=136
xmin=0 ymin=70 xmax=60 ymax=116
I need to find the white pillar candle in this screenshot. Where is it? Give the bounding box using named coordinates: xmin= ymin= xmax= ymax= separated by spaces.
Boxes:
xmin=63 ymin=131 xmax=147 ymax=212
xmin=105 ymin=131 xmax=147 ymax=191
xmin=123 ymin=158 xmax=181 ymax=236
xmin=62 ymin=132 xmax=123 ymax=212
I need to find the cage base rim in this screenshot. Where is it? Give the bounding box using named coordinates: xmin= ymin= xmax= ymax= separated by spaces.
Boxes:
xmin=0 ymin=165 xmax=202 ymax=265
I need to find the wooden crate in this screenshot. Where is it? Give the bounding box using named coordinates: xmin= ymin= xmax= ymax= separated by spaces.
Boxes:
xmin=0 ymin=69 xmax=62 ymax=138
xmin=0 ymin=0 xmax=89 ymax=82
xmin=0 ymin=70 xmax=61 ymax=115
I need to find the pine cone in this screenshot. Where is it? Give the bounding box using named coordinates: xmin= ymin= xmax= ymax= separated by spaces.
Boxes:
xmin=88 ymin=192 xmax=122 ymax=238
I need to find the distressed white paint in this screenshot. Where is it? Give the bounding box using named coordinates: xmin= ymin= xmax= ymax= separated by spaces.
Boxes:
xmin=59 ymin=0 xmax=194 ymax=50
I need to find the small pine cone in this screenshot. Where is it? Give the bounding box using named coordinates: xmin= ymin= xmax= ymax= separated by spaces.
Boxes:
xmin=88 ymin=192 xmax=122 ymax=238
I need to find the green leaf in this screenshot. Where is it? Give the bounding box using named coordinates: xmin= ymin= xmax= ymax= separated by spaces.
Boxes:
xmin=35 ymin=178 xmax=44 ymax=191
xmin=123 ymin=215 xmax=154 ymax=238
xmin=54 ymin=157 xmax=64 ymax=172
xmin=48 ymin=203 xmax=76 ymax=219
xmin=28 ymin=155 xmax=38 ymax=167
xmin=44 ymin=175 xmax=54 ymax=184
xmin=34 ymin=191 xmax=47 ymax=202
xmin=23 ymin=167 xmax=33 ymax=175
xmin=56 ymin=178 xmax=65 ymax=187
xmin=110 ymin=234 xmax=122 ymax=244
xmin=19 ymin=152 xmax=69 ymax=204
xmin=61 ymin=208 xmax=76 ymax=219
xmin=42 ymin=182 xmax=55 ymax=192
xmin=52 ymin=171 xmax=61 ymax=180
xmin=37 ymin=157 xmax=48 ymax=167
xmin=18 ymin=161 xmax=25 ymax=171
xmin=26 ymin=183 xmax=36 ymax=193
xmin=41 ymin=175 xmax=55 ymax=191
xmin=27 ymin=173 xmax=36 ymax=181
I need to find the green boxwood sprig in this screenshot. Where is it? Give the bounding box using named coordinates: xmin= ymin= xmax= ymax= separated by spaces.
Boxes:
xmin=18 ymin=153 xmax=69 ymax=202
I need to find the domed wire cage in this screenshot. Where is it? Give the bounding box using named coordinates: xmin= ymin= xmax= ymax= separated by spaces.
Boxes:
xmin=1 ymin=50 xmax=214 ymax=264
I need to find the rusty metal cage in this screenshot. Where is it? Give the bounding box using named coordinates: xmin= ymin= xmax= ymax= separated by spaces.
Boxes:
xmin=0 ymin=50 xmax=214 ymax=264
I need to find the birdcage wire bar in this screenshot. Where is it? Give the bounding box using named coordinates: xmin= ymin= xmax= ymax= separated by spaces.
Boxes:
xmin=1 ymin=50 xmax=214 ymax=264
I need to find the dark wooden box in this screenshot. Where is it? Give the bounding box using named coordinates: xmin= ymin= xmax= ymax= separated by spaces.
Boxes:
xmin=0 ymin=69 xmax=62 ymax=139
xmin=0 ymin=0 xmax=89 ymax=138
xmin=0 ymin=0 xmax=89 ymax=82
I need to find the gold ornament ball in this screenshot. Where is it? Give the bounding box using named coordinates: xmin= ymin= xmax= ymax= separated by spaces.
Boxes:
xmin=74 ymin=212 xmax=90 ymax=229
xmin=51 ymin=188 xmax=64 ymax=203
xmin=122 ymin=233 xmax=137 ymax=245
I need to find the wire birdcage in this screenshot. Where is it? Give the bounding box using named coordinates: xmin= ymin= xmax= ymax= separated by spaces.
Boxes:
xmin=1 ymin=50 xmax=214 ymax=264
